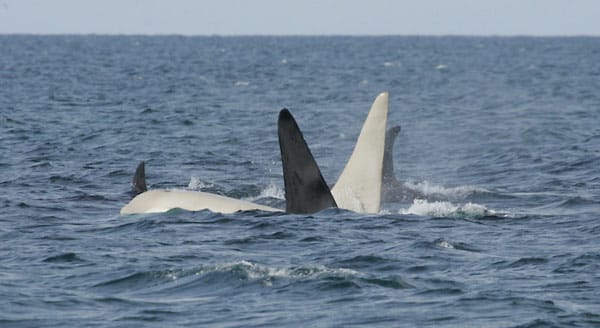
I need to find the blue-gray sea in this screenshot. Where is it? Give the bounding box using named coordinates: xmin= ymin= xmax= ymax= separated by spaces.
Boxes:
xmin=1 ymin=35 xmax=599 ymax=327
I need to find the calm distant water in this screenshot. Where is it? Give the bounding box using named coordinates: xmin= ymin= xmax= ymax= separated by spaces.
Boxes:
xmin=1 ymin=35 xmax=599 ymax=327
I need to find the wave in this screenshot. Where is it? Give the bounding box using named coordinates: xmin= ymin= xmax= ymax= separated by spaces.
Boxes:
xmin=257 ymin=183 xmax=285 ymax=200
xmin=92 ymin=260 xmax=412 ymax=299
xmin=187 ymin=176 xmax=285 ymax=202
xmin=178 ymin=177 xmax=510 ymax=220
xmin=243 ymin=183 xmax=285 ymax=202
xmin=187 ymin=175 xmax=213 ymax=190
xmin=383 ymin=61 xmax=401 ymax=68
xmin=94 ymin=260 xmax=363 ymax=293
xmin=200 ymin=260 xmax=360 ymax=281
xmin=402 ymin=180 xmax=489 ymax=200
xmin=43 ymin=252 xmax=85 ymax=263
xmin=399 ymin=199 xmax=503 ymax=219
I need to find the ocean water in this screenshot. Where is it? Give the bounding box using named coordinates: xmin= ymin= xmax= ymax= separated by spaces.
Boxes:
xmin=1 ymin=35 xmax=599 ymax=327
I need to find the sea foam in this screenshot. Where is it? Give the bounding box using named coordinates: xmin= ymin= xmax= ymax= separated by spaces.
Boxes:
xmin=403 ymin=180 xmax=488 ymax=199
xmin=400 ymin=199 xmax=495 ymax=219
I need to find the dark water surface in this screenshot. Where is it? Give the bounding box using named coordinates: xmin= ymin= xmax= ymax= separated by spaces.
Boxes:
xmin=1 ymin=35 xmax=599 ymax=327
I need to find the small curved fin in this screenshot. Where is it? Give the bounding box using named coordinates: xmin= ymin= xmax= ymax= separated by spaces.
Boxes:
xmin=331 ymin=92 xmax=389 ymax=213
xmin=278 ymin=108 xmax=338 ymax=214
xmin=131 ymin=161 xmax=148 ymax=197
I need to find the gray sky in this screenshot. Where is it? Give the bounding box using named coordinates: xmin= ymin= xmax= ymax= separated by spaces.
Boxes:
xmin=0 ymin=0 xmax=599 ymax=36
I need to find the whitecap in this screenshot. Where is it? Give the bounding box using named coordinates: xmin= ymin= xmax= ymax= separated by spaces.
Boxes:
xmin=437 ymin=239 xmax=455 ymax=249
xmin=401 ymin=199 xmax=457 ymax=217
xmin=403 ymin=180 xmax=487 ymax=199
xmin=383 ymin=61 xmax=401 ymax=67
xmin=195 ymin=260 xmax=362 ymax=281
xmin=400 ymin=199 xmax=496 ymax=219
xmin=243 ymin=183 xmax=284 ymax=202
xmin=259 ymin=183 xmax=285 ymax=200
xmin=187 ymin=175 xmax=211 ymax=190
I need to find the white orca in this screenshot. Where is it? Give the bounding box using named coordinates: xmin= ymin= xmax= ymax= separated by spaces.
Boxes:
xmin=120 ymin=161 xmax=279 ymax=214
xmin=120 ymin=92 xmax=390 ymax=215
xmin=331 ymin=92 xmax=389 ymax=214
xmin=121 ymin=188 xmax=279 ymax=214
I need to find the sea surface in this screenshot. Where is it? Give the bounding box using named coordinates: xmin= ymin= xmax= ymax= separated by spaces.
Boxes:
xmin=1 ymin=35 xmax=599 ymax=327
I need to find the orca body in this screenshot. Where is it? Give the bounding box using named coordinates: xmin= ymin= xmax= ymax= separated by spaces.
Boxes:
xmin=121 ymin=92 xmax=390 ymax=215
xmin=120 ymin=189 xmax=279 ymax=214
xmin=121 ymin=106 xmax=340 ymax=216
xmin=331 ymin=92 xmax=389 ymax=213
xmin=120 ymin=161 xmax=280 ymax=215
xmin=381 ymin=126 xmax=425 ymax=202
xmin=278 ymin=109 xmax=338 ymax=214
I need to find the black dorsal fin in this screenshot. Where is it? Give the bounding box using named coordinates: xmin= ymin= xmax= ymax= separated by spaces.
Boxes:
xmin=383 ymin=125 xmax=401 ymax=182
xmin=131 ymin=161 xmax=148 ymax=197
xmin=278 ymin=109 xmax=337 ymax=214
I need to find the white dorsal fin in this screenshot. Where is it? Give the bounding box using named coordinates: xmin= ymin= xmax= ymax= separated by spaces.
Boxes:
xmin=331 ymin=92 xmax=389 ymax=213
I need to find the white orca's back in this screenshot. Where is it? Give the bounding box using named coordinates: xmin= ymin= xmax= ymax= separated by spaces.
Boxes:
xmin=120 ymin=189 xmax=280 ymax=214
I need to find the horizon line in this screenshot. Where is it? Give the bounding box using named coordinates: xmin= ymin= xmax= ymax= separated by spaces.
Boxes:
xmin=1 ymin=32 xmax=599 ymax=38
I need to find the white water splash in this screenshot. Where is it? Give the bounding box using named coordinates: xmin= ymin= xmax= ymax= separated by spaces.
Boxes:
xmin=403 ymin=180 xmax=488 ymax=199
xmin=383 ymin=61 xmax=401 ymax=67
xmin=437 ymin=239 xmax=455 ymax=249
xmin=400 ymin=199 xmax=494 ymax=219
xmin=259 ymin=183 xmax=285 ymax=200
xmin=243 ymin=183 xmax=285 ymax=202
xmin=187 ymin=176 xmax=211 ymax=190
xmin=195 ymin=260 xmax=362 ymax=281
